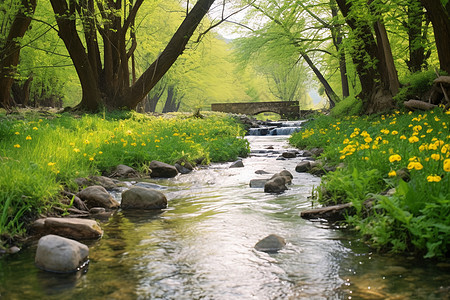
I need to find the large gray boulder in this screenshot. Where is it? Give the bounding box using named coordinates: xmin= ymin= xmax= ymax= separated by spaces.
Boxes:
xmin=295 ymin=161 xmax=311 ymax=173
xmin=149 ymin=160 xmax=178 ymax=178
xmin=271 ymin=173 xmax=292 ymax=185
xmin=121 ymin=187 xmax=167 ymax=209
xmin=35 ymin=235 xmax=89 ymax=273
xmin=264 ymin=176 xmax=287 ymax=193
xmin=76 ymin=186 xmax=120 ymax=209
xmin=255 ymin=234 xmax=286 ymax=253
xmin=279 ymin=170 xmax=293 ymax=179
xmin=32 ymin=217 xmax=103 ymax=240
xmin=111 ymin=164 xmax=140 ymax=178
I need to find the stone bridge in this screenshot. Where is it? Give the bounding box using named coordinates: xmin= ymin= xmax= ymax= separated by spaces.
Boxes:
xmin=211 ymin=101 xmax=311 ymax=119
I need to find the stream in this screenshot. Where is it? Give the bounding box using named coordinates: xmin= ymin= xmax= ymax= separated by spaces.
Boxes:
xmin=0 ymin=129 xmax=449 ymax=299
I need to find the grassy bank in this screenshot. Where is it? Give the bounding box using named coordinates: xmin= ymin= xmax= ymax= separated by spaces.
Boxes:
xmin=290 ymin=108 xmax=450 ymax=258
xmin=0 ymin=111 xmax=249 ymax=243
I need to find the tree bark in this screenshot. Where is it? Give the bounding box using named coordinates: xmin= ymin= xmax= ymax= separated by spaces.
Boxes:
xmin=420 ymin=0 xmax=450 ymax=74
xmin=0 ymin=0 xmax=36 ymax=109
xmin=405 ymin=0 xmax=430 ymax=72
xmin=336 ymin=0 xmax=395 ymax=114
xmin=50 ymin=0 xmax=102 ymax=111
xmin=330 ymin=0 xmax=349 ymax=98
xmin=374 ymin=21 xmax=400 ymax=95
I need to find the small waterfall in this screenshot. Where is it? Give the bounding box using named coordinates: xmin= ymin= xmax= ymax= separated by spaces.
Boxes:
xmin=247 ymin=120 xmax=305 ymax=136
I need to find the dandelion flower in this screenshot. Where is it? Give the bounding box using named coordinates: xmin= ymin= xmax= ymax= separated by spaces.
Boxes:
xmin=389 ymin=154 xmax=402 ymax=163
xmin=13 ymin=144 xmax=20 ymax=148
xmin=388 ymin=170 xmax=397 ymax=177
xmin=26 ymin=135 xmax=32 ymax=140
xmin=48 ymin=162 xmax=56 ymax=166
xmin=15 ymin=132 xmax=20 ymax=135
xmin=431 ymin=153 xmax=442 ymax=161
xmin=407 ymin=161 xmax=423 ymax=170
xmin=73 ymin=148 xmax=80 ymax=153
xmin=409 ymin=136 xmax=419 ymax=143
xmin=443 ymin=159 xmax=450 ymax=172
xmin=427 ymin=175 xmax=441 ymax=182
xmin=32 ymin=127 xmax=38 ymax=130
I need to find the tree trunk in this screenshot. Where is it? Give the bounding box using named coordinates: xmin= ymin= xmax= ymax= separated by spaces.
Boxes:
xmin=50 ymin=0 xmax=102 ymax=111
xmin=162 ymin=85 xmax=182 ymax=113
xmin=301 ymin=52 xmax=339 ymax=108
xmin=374 ymin=21 xmax=400 ymax=95
xmin=123 ymin=0 xmax=216 ymax=109
xmin=0 ymin=0 xmax=36 ymax=109
xmin=330 ymin=0 xmax=349 ymax=98
xmin=336 ymin=0 xmax=395 ymax=114
xmin=420 ymin=0 xmax=450 ymax=74
xmin=50 ymin=0 xmax=214 ymax=112
xmin=406 ymin=0 xmax=430 ymax=72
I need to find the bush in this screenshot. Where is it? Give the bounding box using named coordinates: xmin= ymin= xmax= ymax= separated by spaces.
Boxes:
xmin=393 ymin=70 xmax=441 ymax=105
xmin=331 ymin=96 xmax=363 ymax=117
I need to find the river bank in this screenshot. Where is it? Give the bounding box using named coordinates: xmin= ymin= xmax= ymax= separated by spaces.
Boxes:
xmin=0 ymin=110 xmax=250 ymax=250
xmin=290 ymin=108 xmax=450 ymax=258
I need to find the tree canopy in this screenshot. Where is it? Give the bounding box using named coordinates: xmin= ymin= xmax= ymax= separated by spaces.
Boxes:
xmin=0 ymin=0 xmax=448 ymax=114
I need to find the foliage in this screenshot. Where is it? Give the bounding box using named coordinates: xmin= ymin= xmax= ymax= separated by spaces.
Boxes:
xmin=330 ymin=96 xmax=363 ymax=117
xmin=290 ymin=108 xmax=450 ymax=257
xmin=0 ymin=111 xmax=249 ymax=238
xmin=393 ymin=70 xmax=446 ymax=105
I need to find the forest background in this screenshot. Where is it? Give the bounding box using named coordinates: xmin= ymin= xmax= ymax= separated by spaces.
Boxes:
xmin=1 ymin=0 xmax=449 ymax=115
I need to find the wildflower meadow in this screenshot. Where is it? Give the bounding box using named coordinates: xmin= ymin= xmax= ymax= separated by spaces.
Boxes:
xmin=290 ymin=107 xmax=450 ymax=258
xmin=0 ymin=111 xmax=249 ymax=239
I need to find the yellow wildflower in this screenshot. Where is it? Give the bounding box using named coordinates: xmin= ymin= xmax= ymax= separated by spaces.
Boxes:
xmin=400 ymin=135 xmax=407 ymax=140
xmin=407 ymin=161 xmax=423 ymax=170
xmin=26 ymin=136 xmax=32 ymax=140
xmin=389 ymin=154 xmax=402 ymax=163
xmin=14 ymin=144 xmax=20 ymax=148
xmin=427 ymin=175 xmax=441 ymax=182
xmin=431 ymin=153 xmax=442 ymax=161
xmin=73 ymin=148 xmax=80 ymax=152
xmin=47 ymin=162 xmax=56 ymax=166
xmin=388 ymin=170 xmax=397 ymax=177
xmin=442 ymin=144 xmax=450 ymax=154
xmin=409 ymin=136 xmax=419 ymax=143
xmin=443 ymin=159 xmax=450 ymax=172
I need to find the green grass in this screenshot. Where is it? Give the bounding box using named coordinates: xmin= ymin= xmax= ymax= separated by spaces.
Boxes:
xmin=0 ymin=111 xmax=249 ymax=242
xmin=290 ymin=107 xmax=450 ymax=258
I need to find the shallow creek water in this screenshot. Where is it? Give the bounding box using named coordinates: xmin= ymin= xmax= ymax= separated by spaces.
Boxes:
xmin=1 ymin=135 xmax=449 ymax=299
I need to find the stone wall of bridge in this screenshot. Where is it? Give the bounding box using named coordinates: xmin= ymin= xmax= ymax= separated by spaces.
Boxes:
xmin=211 ymin=101 xmax=312 ymax=119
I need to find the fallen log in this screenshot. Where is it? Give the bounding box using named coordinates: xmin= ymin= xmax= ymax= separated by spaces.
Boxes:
xmin=300 ymin=203 xmax=353 ymax=222
xmin=404 ymin=99 xmax=437 ymax=111
xmin=434 ymin=76 xmax=450 ymax=85
xmin=301 ymin=199 xmax=374 ymax=223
